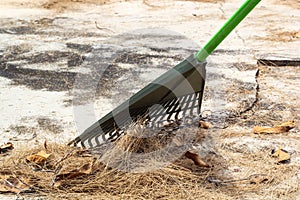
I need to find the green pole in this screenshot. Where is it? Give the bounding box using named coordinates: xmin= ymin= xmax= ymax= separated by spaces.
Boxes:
xmin=195 ymin=0 xmax=261 ymax=62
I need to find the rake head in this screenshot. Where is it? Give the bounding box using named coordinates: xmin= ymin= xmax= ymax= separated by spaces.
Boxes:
xmin=69 ymin=54 xmax=206 ymax=148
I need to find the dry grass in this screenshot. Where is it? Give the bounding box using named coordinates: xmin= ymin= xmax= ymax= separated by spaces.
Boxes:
xmin=0 ymin=125 xmax=299 ymax=199
xmin=0 ymin=142 xmax=219 ymax=200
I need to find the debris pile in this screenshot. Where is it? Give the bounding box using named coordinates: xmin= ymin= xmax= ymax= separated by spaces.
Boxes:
xmin=0 ymin=120 xmax=297 ymax=199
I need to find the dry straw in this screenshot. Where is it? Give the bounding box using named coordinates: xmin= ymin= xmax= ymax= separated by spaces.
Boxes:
xmin=0 ymin=124 xmax=298 ymax=199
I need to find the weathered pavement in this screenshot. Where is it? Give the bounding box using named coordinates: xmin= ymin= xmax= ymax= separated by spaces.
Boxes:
xmin=0 ymin=0 xmax=299 ymax=199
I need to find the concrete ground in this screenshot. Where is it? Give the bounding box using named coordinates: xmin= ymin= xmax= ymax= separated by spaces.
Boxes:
xmin=0 ymin=0 xmax=299 ymax=199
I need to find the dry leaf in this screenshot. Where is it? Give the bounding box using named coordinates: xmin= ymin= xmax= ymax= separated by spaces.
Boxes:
xmin=0 ymin=176 xmax=31 ymax=193
xmin=271 ymin=147 xmax=291 ymax=163
xmin=0 ymin=142 xmax=14 ymax=154
xmin=43 ymin=140 xmax=48 ymax=150
xmin=199 ymin=121 xmax=212 ymax=129
xmin=163 ymin=120 xmax=180 ymax=132
xmin=26 ymin=150 xmax=51 ymax=166
xmin=253 ymin=121 xmax=295 ymax=134
xmin=278 ymin=121 xmax=295 ymax=128
xmin=54 ymin=160 xmax=95 ymax=187
xmin=185 ymin=151 xmax=210 ymax=168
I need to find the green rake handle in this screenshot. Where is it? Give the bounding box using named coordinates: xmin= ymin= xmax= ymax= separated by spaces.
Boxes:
xmin=195 ymin=0 xmax=261 ymax=62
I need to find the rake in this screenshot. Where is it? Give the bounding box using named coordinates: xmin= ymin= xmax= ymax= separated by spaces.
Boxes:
xmin=69 ymin=0 xmax=261 ymax=148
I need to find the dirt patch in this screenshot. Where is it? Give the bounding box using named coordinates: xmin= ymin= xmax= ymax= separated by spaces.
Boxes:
xmin=66 ymin=43 xmax=93 ymax=53
xmin=181 ymin=0 xmax=222 ymax=2
xmin=275 ymin=0 xmax=300 ymax=9
xmin=37 ymin=117 xmax=64 ymax=134
xmin=114 ymin=52 xmax=183 ymax=65
xmin=21 ymin=51 xmax=84 ymax=67
xmin=258 ymin=31 xmax=300 ymax=42
xmin=42 ymin=0 xmax=111 ymax=12
xmin=7 ymin=125 xmax=37 ymax=141
xmin=5 ymin=117 xmax=64 ymax=142
xmin=0 ymin=63 xmax=76 ymax=91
